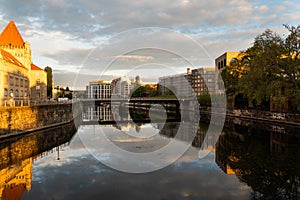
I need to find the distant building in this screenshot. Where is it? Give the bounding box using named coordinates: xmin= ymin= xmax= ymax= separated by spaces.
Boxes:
xmin=86 ymin=80 xmax=111 ymax=99
xmin=111 ymin=76 xmax=134 ymax=98
xmin=158 ymin=68 xmax=193 ymax=98
xmin=0 ymin=20 xmax=47 ymax=106
xmin=158 ymin=67 xmax=216 ymax=97
xmin=191 ymin=68 xmax=216 ymax=96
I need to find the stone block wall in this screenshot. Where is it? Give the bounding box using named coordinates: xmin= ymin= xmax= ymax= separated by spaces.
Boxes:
xmin=0 ymin=102 xmax=82 ymax=136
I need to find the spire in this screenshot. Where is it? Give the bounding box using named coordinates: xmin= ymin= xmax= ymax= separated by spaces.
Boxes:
xmin=0 ymin=20 xmax=25 ymax=46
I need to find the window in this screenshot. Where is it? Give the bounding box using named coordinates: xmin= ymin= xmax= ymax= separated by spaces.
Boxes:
xmin=9 ymin=76 xmax=14 ymax=85
xmin=230 ymin=58 xmax=238 ymax=66
xmin=15 ymin=78 xmax=19 ymax=86
xmin=36 ymin=92 xmax=40 ymax=98
xmin=15 ymin=90 xmax=19 ymax=97
xmin=4 ymin=88 xmax=8 ymax=97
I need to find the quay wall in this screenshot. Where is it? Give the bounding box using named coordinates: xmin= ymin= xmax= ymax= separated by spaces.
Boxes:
xmin=200 ymin=107 xmax=300 ymax=124
xmin=0 ymin=102 xmax=82 ymax=136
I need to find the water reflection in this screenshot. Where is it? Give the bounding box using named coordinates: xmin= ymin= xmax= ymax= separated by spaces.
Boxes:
xmin=0 ymin=122 xmax=77 ymax=199
xmin=216 ymin=124 xmax=300 ymax=199
xmin=0 ymin=158 xmax=32 ymax=199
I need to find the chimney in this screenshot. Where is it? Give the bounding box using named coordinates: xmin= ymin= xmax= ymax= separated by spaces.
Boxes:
xmin=187 ymin=68 xmax=190 ymax=74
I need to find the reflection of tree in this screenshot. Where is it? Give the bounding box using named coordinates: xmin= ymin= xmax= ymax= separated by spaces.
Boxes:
xmin=216 ymin=128 xmax=300 ymax=200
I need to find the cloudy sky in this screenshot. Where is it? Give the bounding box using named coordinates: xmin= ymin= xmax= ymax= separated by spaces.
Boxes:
xmin=0 ymin=0 xmax=299 ymax=89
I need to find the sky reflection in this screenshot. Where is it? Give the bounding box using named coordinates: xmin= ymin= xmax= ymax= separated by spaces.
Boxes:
xmin=22 ymin=126 xmax=251 ymax=200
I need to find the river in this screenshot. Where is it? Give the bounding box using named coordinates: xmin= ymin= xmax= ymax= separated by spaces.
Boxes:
xmin=0 ymin=104 xmax=299 ymax=200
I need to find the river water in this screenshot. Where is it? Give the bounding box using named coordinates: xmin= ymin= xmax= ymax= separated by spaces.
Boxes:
xmin=0 ymin=105 xmax=299 ymax=200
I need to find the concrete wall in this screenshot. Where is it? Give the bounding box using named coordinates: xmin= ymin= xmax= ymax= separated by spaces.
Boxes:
xmin=0 ymin=102 xmax=82 ymax=136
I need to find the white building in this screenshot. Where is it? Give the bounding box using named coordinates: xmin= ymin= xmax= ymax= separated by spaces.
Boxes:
xmin=86 ymin=80 xmax=111 ymax=99
xmin=158 ymin=68 xmax=193 ymax=98
xmin=111 ymin=76 xmax=134 ymax=98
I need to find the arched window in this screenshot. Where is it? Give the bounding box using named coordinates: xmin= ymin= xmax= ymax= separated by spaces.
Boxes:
xmin=15 ymin=90 xmax=19 ymax=97
xmin=230 ymin=58 xmax=238 ymax=66
xmin=9 ymin=89 xmax=13 ymax=98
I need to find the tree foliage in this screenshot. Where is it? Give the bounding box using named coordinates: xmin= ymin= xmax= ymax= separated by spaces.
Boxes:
xmin=131 ymin=84 xmax=158 ymax=97
xmin=222 ymin=25 xmax=300 ymax=109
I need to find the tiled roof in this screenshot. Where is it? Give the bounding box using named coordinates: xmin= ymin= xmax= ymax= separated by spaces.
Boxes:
xmin=0 ymin=49 xmax=26 ymax=68
xmin=31 ymin=63 xmax=43 ymax=71
xmin=0 ymin=20 xmax=25 ymax=46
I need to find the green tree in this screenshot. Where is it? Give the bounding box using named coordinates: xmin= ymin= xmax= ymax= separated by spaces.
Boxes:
xmin=221 ymin=26 xmax=300 ymax=111
xmin=44 ymin=66 xmax=53 ymax=99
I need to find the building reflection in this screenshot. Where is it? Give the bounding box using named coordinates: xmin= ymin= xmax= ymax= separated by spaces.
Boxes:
xmin=216 ymin=122 xmax=300 ymax=199
xmin=82 ymin=105 xmax=221 ymax=150
xmin=83 ymin=104 xmax=112 ymax=121
xmin=0 ymin=158 xmax=32 ymax=199
xmin=0 ymin=122 xmax=77 ymax=200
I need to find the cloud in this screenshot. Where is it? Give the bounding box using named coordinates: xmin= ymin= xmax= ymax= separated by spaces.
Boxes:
xmin=0 ymin=0 xmax=299 ymax=87
xmin=114 ymin=55 xmax=154 ymax=62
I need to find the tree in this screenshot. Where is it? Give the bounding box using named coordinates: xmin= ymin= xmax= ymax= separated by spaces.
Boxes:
xmin=44 ymin=66 xmax=53 ymax=99
xmin=221 ymin=26 xmax=299 ymax=110
xmin=240 ymin=29 xmax=285 ymax=106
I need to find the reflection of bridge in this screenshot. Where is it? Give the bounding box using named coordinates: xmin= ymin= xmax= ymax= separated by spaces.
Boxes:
xmin=81 ymin=98 xmax=181 ymax=103
xmin=82 ymin=118 xmax=181 ymax=125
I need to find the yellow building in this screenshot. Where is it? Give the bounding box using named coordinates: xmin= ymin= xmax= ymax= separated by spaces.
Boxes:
xmin=215 ymin=52 xmax=241 ymax=71
xmin=0 ymin=20 xmax=47 ymax=106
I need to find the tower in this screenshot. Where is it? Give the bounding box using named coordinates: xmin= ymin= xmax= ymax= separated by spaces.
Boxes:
xmin=0 ymin=20 xmax=32 ymax=70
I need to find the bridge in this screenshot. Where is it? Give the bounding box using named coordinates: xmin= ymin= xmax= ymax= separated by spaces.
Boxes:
xmin=80 ymin=98 xmax=183 ymax=104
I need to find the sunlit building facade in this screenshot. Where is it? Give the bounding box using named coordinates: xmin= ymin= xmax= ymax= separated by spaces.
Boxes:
xmin=111 ymin=76 xmax=134 ymax=98
xmin=86 ymin=80 xmax=111 ymax=99
xmin=0 ymin=20 xmax=47 ymax=106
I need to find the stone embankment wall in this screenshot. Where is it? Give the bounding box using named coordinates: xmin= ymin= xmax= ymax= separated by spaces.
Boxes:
xmin=0 ymin=102 xmax=82 ymax=136
xmin=200 ymin=107 xmax=300 ymax=125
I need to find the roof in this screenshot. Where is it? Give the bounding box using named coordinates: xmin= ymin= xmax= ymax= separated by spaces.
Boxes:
xmin=0 ymin=49 xmax=26 ymax=68
xmin=0 ymin=20 xmax=25 ymax=46
xmin=2 ymin=184 xmax=26 ymax=200
xmin=31 ymin=63 xmax=43 ymax=71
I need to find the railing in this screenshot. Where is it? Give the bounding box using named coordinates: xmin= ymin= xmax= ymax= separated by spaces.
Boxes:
xmin=1 ymin=99 xmax=79 ymax=107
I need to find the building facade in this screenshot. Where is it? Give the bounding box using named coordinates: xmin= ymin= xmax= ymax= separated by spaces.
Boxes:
xmin=86 ymin=80 xmax=111 ymax=99
xmin=191 ymin=68 xmax=216 ymax=96
xmin=215 ymin=52 xmax=244 ymax=95
xmin=0 ymin=20 xmax=47 ymax=106
xmin=158 ymin=68 xmax=216 ymax=97
xmin=111 ymin=76 xmax=134 ymax=98
xmin=158 ymin=69 xmax=193 ymax=98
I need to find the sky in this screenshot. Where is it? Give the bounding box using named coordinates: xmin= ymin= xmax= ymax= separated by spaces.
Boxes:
xmin=0 ymin=0 xmax=299 ymax=90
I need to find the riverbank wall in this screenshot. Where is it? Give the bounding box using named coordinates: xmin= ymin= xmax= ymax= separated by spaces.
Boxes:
xmin=0 ymin=101 xmax=82 ymax=137
xmin=200 ymin=107 xmax=300 ymax=135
